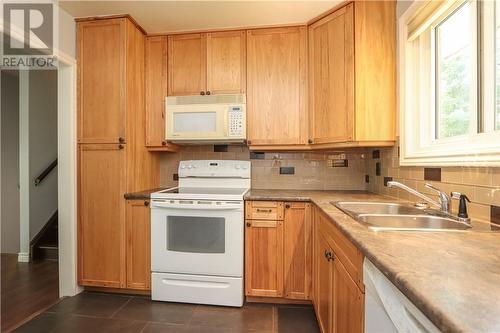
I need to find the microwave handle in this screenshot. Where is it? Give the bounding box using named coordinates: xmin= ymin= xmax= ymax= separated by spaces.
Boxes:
xmin=151 ymin=200 xmax=243 ymax=210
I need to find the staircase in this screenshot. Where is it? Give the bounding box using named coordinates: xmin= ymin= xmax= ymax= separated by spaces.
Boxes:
xmin=30 ymin=211 xmax=58 ymax=261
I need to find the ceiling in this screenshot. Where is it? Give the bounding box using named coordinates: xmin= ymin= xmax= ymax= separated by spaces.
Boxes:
xmin=59 ymin=1 xmax=341 ymax=34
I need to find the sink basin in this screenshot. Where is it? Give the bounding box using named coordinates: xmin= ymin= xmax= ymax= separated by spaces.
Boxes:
xmin=332 ymin=201 xmax=483 ymax=232
xmin=333 ymin=201 xmax=425 ymax=216
xmin=357 ymin=214 xmax=472 ymax=231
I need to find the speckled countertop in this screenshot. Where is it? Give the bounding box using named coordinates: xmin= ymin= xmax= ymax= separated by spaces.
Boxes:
xmin=124 ymin=188 xmax=167 ymax=200
xmin=245 ymin=189 xmax=500 ymax=333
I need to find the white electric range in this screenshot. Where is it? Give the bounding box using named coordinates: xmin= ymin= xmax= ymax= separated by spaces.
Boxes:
xmin=150 ymin=160 xmax=250 ymax=307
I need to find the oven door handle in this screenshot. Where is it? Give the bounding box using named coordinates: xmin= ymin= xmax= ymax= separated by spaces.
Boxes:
xmin=151 ymin=201 xmax=243 ymax=210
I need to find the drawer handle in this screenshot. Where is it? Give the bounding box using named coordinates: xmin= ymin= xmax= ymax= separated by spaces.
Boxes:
xmin=256 ymin=208 xmax=272 ymax=213
xmin=324 ymin=250 xmax=334 ymax=262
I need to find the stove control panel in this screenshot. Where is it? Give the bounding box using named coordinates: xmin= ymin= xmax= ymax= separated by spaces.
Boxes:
xmin=179 ymin=160 xmax=251 ymax=178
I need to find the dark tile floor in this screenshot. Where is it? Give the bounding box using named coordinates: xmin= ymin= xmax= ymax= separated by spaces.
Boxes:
xmin=13 ymin=292 xmax=320 ymax=333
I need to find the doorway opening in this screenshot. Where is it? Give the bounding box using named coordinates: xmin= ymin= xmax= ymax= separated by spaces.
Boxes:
xmin=1 ymin=69 xmax=59 ymax=332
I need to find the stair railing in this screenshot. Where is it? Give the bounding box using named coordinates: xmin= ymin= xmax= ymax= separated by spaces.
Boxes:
xmin=34 ymin=158 xmax=57 ymax=186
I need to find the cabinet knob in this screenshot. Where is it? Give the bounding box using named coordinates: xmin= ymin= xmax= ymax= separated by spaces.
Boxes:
xmin=246 ymin=222 xmax=252 ymax=227
xmin=200 ymin=91 xmax=205 ymax=96
xmin=119 ymin=137 xmax=125 ymax=143
xmin=247 ymin=140 xmax=252 ymax=145
xmin=161 ymin=140 xmax=167 ymax=146
xmin=308 ymin=139 xmax=313 ymax=144
xmin=206 ymin=91 xmax=211 ymax=95
xmin=285 ymin=204 xmax=291 ymax=209
xmin=144 ymin=201 xmax=150 ymax=207
xmin=324 ymin=250 xmax=334 ymax=262
xmin=118 ymin=144 xmax=124 ymax=150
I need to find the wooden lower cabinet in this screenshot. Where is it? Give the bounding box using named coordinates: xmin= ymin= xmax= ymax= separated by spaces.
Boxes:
xmin=333 ymin=256 xmax=364 ymax=333
xmin=313 ymin=207 xmax=365 ymax=333
xmin=245 ymin=201 xmax=312 ymax=300
xmin=78 ymin=144 xmax=127 ymax=288
xmin=126 ymin=200 xmax=151 ymax=290
xmin=245 ymin=219 xmax=284 ymax=297
xmin=283 ymin=202 xmax=312 ymax=300
xmin=315 ymin=233 xmax=334 ymax=333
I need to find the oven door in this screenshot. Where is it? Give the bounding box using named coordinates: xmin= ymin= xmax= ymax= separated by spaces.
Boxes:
xmin=151 ymin=200 xmax=243 ymax=277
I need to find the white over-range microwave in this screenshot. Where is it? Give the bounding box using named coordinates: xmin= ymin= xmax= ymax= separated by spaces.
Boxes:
xmin=165 ymin=94 xmax=246 ymax=143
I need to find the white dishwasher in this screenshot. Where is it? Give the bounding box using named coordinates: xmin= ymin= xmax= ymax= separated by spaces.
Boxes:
xmin=363 ymin=259 xmax=441 ymax=333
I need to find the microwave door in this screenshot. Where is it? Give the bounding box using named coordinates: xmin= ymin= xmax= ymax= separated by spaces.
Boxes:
xmin=167 ymin=107 xmax=225 ymax=140
xmin=174 ymin=111 xmax=217 ymax=133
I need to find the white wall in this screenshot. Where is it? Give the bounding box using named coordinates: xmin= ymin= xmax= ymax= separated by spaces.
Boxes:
xmin=56 ymin=4 xmax=79 ymax=296
xmin=28 ymin=70 xmax=58 ymax=239
xmin=1 ymin=71 xmax=21 ymax=254
xmin=58 ymin=8 xmax=76 ymax=59
xmin=397 ymin=0 xmax=414 ymax=18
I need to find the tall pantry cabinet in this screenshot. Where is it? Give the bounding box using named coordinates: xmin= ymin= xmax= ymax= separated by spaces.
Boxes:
xmin=77 ymin=15 xmax=159 ymax=290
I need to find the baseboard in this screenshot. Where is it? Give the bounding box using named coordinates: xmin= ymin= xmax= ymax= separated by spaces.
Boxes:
xmin=245 ymin=296 xmax=312 ymax=305
xmin=17 ymin=252 xmax=29 ymax=262
xmin=84 ymin=286 xmax=151 ymax=296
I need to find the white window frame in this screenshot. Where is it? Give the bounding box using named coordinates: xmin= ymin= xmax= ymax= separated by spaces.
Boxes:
xmin=399 ymin=0 xmax=500 ymax=167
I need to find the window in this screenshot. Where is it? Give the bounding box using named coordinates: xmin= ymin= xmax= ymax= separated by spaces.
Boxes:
xmin=435 ymin=2 xmax=473 ymax=139
xmin=400 ymin=0 xmax=500 ymax=166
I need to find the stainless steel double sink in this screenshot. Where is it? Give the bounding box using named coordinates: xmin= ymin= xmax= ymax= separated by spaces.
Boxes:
xmin=333 ymin=201 xmax=473 ymax=231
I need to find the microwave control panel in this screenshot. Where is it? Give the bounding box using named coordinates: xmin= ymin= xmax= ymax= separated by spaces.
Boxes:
xmin=228 ymin=106 xmax=245 ymax=137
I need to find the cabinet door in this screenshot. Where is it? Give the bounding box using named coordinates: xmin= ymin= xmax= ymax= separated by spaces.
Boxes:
xmin=126 ymin=200 xmax=151 ymax=290
xmin=333 ymin=258 xmax=364 ymax=333
xmin=245 ymin=219 xmax=283 ymax=297
xmin=145 ymin=36 xmax=168 ymax=148
xmin=283 ymin=202 xmax=312 ymax=300
xmin=78 ymin=144 xmax=126 ymax=287
xmin=316 ymin=233 xmax=334 ymax=333
xmin=77 ymin=19 xmax=126 ymax=144
xmin=206 ymin=30 xmax=246 ymax=94
xmin=167 ymin=33 xmax=206 ymax=96
xmin=246 ymin=27 xmax=308 ymax=146
xmin=309 ymin=4 xmax=354 ymax=144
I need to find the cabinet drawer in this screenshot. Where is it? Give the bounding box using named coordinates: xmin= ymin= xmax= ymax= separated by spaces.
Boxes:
xmin=245 ymin=201 xmax=284 ymax=220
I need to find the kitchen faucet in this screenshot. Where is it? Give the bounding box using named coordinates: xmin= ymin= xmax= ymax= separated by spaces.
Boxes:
xmin=386 ymin=181 xmax=451 ymax=214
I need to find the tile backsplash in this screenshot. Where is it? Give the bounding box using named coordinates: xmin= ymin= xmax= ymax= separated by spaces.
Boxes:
xmin=365 ymin=143 xmax=500 ymax=222
xmin=159 ymin=145 xmax=367 ymax=191
xmin=159 ymin=142 xmax=500 ymax=222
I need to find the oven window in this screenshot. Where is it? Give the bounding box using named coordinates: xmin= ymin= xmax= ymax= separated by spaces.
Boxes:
xmin=173 ymin=112 xmax=217 ymax=133
xmin=167 ymin=216 xmax=225 ymax=253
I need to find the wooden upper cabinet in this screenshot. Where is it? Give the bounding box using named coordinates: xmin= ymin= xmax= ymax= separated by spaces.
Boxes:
xmin=77 ymin=19 xmax=126 ymax=144
xmin=126 ymin=200 xmax=151 ymax=290
xmin=206 ymin=31 xmax=246 ymax=94
xmin=283 ymin=202 xmax=312 ymax=300
xmin=309 ymin=4 xmax=354 ymax=144
xmin=167 ymin=31 xmax=246 ymax=96
xmin=78 ymin=144 xmax=126 ymax=288
xmin=145 ymin=36 xmax=167 ymax=147
xmin=353 ymin=0 xmax=396 ymax=143
xmin=167 ymin=33 xmax=207 ymax=96
xmin=307 ymin=1 xmax=396 ymax=148
xmin=245 ymin=217 xmax=284 ymax=297
xmin=246 ymin=27 xmax=308 ymax=147
xmin=145 ymin=36 xmax=179 ymax=151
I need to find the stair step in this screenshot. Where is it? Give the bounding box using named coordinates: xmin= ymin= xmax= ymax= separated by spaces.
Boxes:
xmin=38 ymin=243 xmax=59 ymax=249
xmin=37 ymin=246 xmax=58 ymax=261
